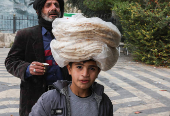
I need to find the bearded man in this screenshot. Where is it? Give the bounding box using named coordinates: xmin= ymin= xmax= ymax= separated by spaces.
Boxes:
xmin=4 ymin=0 xmax=71 ymax=116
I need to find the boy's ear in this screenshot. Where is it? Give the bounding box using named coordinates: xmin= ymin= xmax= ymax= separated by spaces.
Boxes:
xmin=67 ymin=65 xmax=71 ymax=75
xmin=98 ymin=69 xmax=101 ymax=74
xmin=97 ymin=69 xmax=101 ymax=77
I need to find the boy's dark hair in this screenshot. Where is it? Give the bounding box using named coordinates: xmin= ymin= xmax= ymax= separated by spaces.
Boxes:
xmin=68 ymin=59 xmax=101 ymax=70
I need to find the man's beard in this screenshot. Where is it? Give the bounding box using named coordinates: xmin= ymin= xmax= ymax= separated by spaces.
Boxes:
xmin=41 ymin=11 xmax=61 ymax=22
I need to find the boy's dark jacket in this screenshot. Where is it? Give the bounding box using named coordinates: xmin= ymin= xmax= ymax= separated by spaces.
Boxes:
xmin=29 ymin=80 xmax=113 ymax=116
xmin=4 ymin=25 xmax=71 ymax=116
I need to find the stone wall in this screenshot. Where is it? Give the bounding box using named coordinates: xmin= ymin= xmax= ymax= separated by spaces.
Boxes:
xmin=0 ymin=33 xmax=16 ymax=48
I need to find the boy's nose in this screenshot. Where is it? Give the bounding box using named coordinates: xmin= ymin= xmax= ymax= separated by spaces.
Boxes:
xmin=82 ymin=68 xmax=90 ymax=77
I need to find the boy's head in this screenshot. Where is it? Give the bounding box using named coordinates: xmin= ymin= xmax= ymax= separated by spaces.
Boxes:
xmin=67 ymin=59 xmax=100 ymax=90
xmin=51 ymin=14 xmax=121 ymax=93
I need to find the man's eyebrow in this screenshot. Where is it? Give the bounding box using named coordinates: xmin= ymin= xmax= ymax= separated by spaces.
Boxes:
xmin=45 ymin=2 xmax=51 ymax=5
xmin=46 ymin=1 xmax=58 ymax=3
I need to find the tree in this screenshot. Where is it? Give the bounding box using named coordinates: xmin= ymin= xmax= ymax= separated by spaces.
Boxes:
xmin=66 ymin=0 xmax=112 ymax=17
xmin=112 ymin=1 xmax=170 ymax=67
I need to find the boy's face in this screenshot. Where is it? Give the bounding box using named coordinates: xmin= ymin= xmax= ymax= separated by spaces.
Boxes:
xmin=67 ymin=61 xmax=100 ymax=91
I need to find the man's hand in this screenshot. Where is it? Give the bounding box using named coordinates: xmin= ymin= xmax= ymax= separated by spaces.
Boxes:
xmin=30 ymin=61 xmax=45 ymax=75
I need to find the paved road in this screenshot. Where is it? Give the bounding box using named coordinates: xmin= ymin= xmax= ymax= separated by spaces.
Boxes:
xmin=0 ymin=48 xmax=170 ymax=116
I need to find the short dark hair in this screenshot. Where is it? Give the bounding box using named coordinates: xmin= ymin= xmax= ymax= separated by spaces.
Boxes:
xmin=68 ymin=59 xmax=101 ymax=70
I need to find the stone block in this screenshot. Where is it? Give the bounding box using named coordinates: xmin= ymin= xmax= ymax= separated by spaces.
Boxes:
xmin=0 ymin=33 xmax=5 ymax=42
xmin=0 ymin=33 xmax=15 ymax=48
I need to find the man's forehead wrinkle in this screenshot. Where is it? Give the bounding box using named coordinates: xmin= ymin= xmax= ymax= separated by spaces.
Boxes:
xmin=45 ymin=1 xmax=59 ymax=6
xmin=46 ymin=0 xmax=59 ymax=3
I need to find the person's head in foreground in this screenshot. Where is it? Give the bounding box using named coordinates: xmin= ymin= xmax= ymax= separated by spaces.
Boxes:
xmin=67 ymin=59 xmax=101 ymax=97
xmin=29 ymin=14 xmax=121 ymax=116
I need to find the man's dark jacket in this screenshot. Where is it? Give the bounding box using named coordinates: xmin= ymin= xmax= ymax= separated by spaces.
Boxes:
xmin=5 ymin=25 xmax=71 ymax=116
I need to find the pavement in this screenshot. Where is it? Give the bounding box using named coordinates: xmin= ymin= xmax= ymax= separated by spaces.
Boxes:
xmin=0 ymin=48 xmax=170 ymax=116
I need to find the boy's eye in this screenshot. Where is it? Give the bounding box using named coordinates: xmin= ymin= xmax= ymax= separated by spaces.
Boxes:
xmin=90 ymin=67 xmax=95 ymax=71
xmin=77 ymin=66 xmax=82 ymax=69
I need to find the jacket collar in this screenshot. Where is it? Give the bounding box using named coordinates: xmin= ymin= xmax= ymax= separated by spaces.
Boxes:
xmin=31 ymin=25 xmax=42 ymax=40
xmin=53 ymin=80 xmax=104 ymax=96
xmin=31 ymin=25 xmax=45 ymax=63
xmin=53 ymin=80 xmax=103 ymax=115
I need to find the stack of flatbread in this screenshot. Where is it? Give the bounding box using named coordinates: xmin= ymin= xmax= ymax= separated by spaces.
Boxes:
xmin=51 ymin=14 xmax=121 ymax=71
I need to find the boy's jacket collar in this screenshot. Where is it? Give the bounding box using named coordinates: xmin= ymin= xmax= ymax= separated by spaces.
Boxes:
xmin=52 ymin=80 xmax=104 ymax=96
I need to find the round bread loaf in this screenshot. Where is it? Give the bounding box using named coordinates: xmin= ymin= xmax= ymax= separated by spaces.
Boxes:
xmin=51 ymin=14 xmax=121 ymax=71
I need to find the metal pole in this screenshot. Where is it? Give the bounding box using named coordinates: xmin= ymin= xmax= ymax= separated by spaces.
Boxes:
xmin=27 ymin=16 xmax=28 ymax=27
xmin=13 ymin=14 xmax=16 ymax=33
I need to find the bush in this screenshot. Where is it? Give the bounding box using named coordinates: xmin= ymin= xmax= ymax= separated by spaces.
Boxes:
xmin=112 ymin=1 xmax=170 ymax=67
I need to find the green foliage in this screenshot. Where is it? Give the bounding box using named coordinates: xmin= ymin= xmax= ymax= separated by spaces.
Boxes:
xmin=112 ymin=1 xmax=170 ymax=67
xmin=66 ymin=0 xmax=170 ymax=15
xmin=82 ymin=0 xmax=141 ymax=11
xmin=66 ymin=0 xmax=111 ymax=17
xmin=83 ymin=0 xmax=113 ymax=11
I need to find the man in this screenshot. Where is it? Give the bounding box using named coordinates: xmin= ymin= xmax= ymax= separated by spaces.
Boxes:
xmin=4 ymin=0 xmax=71 ymax=116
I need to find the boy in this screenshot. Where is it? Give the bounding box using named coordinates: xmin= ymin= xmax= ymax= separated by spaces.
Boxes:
xmin=29 ymin=14 xmax=121 ymax=116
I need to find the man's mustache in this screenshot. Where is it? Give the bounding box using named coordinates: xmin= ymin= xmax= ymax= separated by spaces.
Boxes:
xmin=48 ymin=11 xmax=60 ymax=17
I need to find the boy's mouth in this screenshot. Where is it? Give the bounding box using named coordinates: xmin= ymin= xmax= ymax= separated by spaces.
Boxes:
xmin=80 ymin=80 xmax=89 ymax=83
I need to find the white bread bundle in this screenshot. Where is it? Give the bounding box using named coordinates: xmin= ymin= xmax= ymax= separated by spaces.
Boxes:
xmin=51 ymin=14 xmax=121 ymax=71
